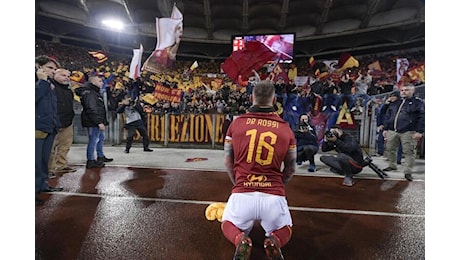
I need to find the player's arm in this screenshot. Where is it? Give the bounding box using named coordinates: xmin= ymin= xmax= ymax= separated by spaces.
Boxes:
xmin=282 ymin=145 xmax=297 ymax=185
xmin=224 ymin=136 xmax=236 ymax=185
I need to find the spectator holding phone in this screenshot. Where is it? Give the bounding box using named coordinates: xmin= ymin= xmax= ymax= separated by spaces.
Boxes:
xmin=35 ymin=55 xmax=64 ymax=206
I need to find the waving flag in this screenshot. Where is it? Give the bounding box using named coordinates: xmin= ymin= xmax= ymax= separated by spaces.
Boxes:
xmin=268 ymin=63 xmax=289 ymax=84
xmin=190 ymin=60 xmax=199 ymax=71
xmin=221 ymin=41 xmax=276 ymax=82
xmin=142 ymin=4 xmax=183 ymax=73
xmin=309 ymin=56 xmax=316 ymax=68
xmin=155 ymin=5 xmax=183 ymax=50
xmin=129 ymin=44 xmax=143 ymax=80
xmin=315 ymin=68 xmax=329 ymax=80
xmin=396 ymin=58 xmax=410 ymax=85
xmin=337 ymin=53 xmax=359 ymax=71
xmin=322 ymin=60 xmax=339 ymax=73
xmin=367 ymin=60 xmax=382 ymax=71
xmin=407 ymin=63 xmax=425 ymax=83
xmin=88 ymin=50 xmax=108 ymax=64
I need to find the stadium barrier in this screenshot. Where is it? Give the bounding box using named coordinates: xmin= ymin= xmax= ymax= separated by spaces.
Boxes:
xmin=72 ymin=85 xmax=424 ymax=157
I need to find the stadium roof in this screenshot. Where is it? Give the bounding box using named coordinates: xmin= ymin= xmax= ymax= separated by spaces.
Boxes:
xmin=35 ymin=0 xmax=425 ymax=60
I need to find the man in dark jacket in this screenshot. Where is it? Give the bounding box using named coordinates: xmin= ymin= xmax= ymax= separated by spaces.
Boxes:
xmin=382 ymin=84 xmax=424 ymax=181
xmin=338 ymin=73 xmax=356 ymax=110
xmin=76 ymin=74 xmax=113 ymax=168
xmin=117 ymin=95 xmax=153 ymax=153
xmin=35 ymin=55 xmax=64 ymax=206
xmin=376 ymin=91 xmax=402 ymax=162
xmin=48 ymin=69 xmax=76 ymax=176
xmin=294 ymin=113 xmax=319 ymax=172
xmin=320 ymin=125 xmax=366 ymax=187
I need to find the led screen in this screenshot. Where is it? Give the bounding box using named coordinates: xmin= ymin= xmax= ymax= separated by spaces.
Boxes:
xmin=232 ymin=33 xmax=295 ymax=63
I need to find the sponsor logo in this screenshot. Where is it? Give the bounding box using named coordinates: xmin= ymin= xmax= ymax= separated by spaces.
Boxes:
xmin=244 ymin=174 xmax=271 ymax=187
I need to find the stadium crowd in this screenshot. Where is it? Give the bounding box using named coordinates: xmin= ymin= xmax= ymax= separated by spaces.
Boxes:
xmin=35 ymin=39 xmax=425 ymax=118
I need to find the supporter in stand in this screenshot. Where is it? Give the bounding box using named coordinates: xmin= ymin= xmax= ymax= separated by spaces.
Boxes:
xmin=353 ymin=69 xmax=372 ymax=111
xmin=35 ymin=39 xmax=424 ymax=122
xmin=337 ymin=73 xmax=356 ymax=111
xmin=321 ymin=77 xmax=340 ymax=112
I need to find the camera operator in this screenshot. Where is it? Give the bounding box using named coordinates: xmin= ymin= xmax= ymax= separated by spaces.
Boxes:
xmin=294 ymin=113 xmax=319 ymax=172
xmin=319 ymin=125 xmax=366 ymax=187
xmin=117 ymin=95 xmax=153 ymax=153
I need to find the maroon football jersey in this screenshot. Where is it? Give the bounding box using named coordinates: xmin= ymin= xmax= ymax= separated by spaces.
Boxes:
xmin=225 ymin=111 xmax=296 ymax=196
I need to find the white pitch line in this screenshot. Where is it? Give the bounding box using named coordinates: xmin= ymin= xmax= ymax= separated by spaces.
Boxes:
xmin=71 ymin=164 xmax=425 ymax=182
xmin=288 ymin=206 xmax=424 ymax=218
xmin=52 ymin=191 xmax=424 ymax=218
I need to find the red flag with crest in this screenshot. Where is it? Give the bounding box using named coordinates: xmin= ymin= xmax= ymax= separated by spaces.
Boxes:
xmin=221 ymin=41 xmax=276 ymax=82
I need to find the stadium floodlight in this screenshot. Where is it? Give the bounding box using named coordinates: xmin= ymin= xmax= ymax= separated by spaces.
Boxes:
xmin=101 ymin=19 xmax=125 ymax=31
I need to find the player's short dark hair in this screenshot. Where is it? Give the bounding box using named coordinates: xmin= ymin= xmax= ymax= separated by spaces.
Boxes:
xmin=252 ymin=80 xmax=275 ymax=105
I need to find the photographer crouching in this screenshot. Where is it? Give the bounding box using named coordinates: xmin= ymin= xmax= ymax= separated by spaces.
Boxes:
xmin=294 ymin=114 xmax=319 ymax=172
xmin=320 ymin=125 xmax=366 ymax=187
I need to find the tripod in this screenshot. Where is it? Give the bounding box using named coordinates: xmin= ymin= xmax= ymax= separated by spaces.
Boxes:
xmin=361 ymin=147 xmax=388 ymax=180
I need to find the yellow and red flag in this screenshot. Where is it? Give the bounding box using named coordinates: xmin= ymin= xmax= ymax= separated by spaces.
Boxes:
xmin=407 ymin=63 xmax=425 ymax=82
xmin=309 ymin=56 xmax=316 ymax=68
xmin=88 ymin=50 xmax=108 ymax=64
xmin=337 ymin=53 xmax=359 ymax=71
xmin=315 ymin=68 xmax=329 ymax=80
xmin=367 ymin=60 xmax=382 ymax=71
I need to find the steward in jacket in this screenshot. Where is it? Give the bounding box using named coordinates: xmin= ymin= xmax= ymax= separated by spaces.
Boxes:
xmin=382 ymin=85 xmax=424 ymax=181
xmin=383 ymin=93 xmax=425 ymax=134
xmin=75 ymin=77 xmax=108 ymax=128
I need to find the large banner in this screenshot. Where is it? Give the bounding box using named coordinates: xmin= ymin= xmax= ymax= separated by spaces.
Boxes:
xmin=153 ymin=84 xmax=182 ymax=103
xmin=396 ymin=58 xmax=409 ymax=87
xmin=132 ymin=114 xmax=226 ymax=144
xmin=142 ymin=5 xmax=183 ymax=73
